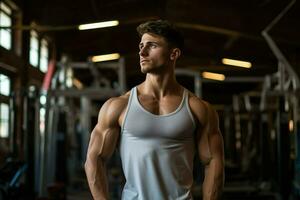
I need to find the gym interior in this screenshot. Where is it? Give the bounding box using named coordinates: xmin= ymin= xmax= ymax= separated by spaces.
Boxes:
xmin=0 ymin=0 xmax=300 ymax=199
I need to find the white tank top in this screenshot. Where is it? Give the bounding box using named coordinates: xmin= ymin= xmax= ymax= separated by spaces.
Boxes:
xmin=120 ymin=87 xmax=196 ymax=200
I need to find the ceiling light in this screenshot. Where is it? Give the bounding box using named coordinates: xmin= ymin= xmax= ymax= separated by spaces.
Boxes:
xmin=202 ymin=71 xmax=225 ymax=81
xmin=222 ymin=58 xmax=252 ymax=68
xmin=91 ymin=53 xmax=120 ymax=62
xmin=78 ymin=20 xmax=119 ymax=30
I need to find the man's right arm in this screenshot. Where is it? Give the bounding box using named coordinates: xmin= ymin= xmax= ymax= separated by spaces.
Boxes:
xmin=85 ymin=98 xmax=122 ymax=200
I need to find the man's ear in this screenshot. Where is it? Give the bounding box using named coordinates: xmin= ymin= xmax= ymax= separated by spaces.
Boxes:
xmin=170 ymin=48 xmax=181 ymax=60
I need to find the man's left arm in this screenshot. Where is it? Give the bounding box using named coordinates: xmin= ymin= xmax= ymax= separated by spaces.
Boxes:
xmin=196 ymin=102 xmax=225 ymax=200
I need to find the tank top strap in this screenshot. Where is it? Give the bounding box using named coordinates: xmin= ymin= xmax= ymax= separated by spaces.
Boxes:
xmin=182 ymin=88 xmax=189 ymax=107
xmin=120 ymin=87 xmax=136 ymax=132
xmin=183 ymin=88 xmax=197 ymax=128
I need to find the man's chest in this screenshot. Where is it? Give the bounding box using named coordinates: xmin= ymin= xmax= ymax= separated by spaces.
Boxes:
xmin=138 ymin=95 xmax=183 ymax=115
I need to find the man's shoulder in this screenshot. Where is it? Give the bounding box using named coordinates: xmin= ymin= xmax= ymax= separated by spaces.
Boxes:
xmin=187 ymin=90 xmax=214 ymax=120
xmin=187 ymin=90 xmax=208 ymax=109
xmin=97 ymin=91 xmax=132 ymax=125
xmin=103 ymin=91 xmax=131 ymax=112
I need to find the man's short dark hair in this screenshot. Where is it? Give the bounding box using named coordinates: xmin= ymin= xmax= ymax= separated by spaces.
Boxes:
xmin=137 ymin=20 xmax=184 ymax=51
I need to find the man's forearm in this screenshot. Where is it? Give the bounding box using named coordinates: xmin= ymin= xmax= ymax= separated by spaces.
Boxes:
xmin=202 ymin=159 xmax=224 ymax=200
xmin=85 ymin=158 xmax=109 ymax=200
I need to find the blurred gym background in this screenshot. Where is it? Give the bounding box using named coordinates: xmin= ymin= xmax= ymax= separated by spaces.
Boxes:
xmin=0 ymin=0 xmax=300 ymax=199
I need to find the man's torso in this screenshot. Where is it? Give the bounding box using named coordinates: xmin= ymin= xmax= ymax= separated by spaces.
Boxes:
xmin=118 ymin=86 xmax=197 ymax=200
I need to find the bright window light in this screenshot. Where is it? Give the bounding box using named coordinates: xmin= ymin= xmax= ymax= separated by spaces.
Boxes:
xmin=0 ymin=2 xmax=11 ymax=14
xmin=0 ymin=103 xmax=9 ymax=138
xmin=0 ymin=74 xmax=10 ymax=96
xmin=0 ymin=2 xmax=12 ymax=50
xmin=40 ymin=39 xmax=49 ymax=73
xmin=30 ymin=30 xmax=39 ymax=67
xmin=202 ymin=71 xmax=225 ymax=81
xmin=222 ymin=58 xmax=252 ymax=68
xmin=78 ymin=20 xmax=119 ymax=30
xmin=91 ymin=53 xmax=120 ymax=62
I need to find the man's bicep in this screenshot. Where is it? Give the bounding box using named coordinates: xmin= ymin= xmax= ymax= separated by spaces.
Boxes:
xmin=197 ymin=127 xmax=211 ymax=164
xmin=87 ymin=100 xmax=120 ymax=161
xmin=208 ymin=128 xmax=224 ymax=162
xmin=88 ymin=123 xmax=119 ymax=160
xmin=196 ymin=103 xmax=223 ymax=164
xmin=207 ymin=106 xmax=224 ymax=160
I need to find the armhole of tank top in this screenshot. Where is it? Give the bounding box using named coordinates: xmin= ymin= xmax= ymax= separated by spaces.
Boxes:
xmin=121 ymin=87 xmax=135 ymax=133
xmin=185 ymin=90 xmax=197 ymax=129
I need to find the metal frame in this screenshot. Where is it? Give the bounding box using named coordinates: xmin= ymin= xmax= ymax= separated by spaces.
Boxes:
xmin=36 ymin=56 xmax=127 ymax=196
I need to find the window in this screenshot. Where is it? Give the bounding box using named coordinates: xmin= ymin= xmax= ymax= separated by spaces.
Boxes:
xmin=0 ymin=103 xmax=9 ymax=138
xmin=29 ymin=30 xmax=39 ymax=67
xmin=0 ymin=74 xmax=10 ymax=96
xmin=40 ymin=39 xmax=49 ymax=72
xmin=0 ymin=2 xmax=12 ymax=50
xmin=0 ymin=73 xmax=11 ymax=138
xmin=29 ymin=31 xmax=50 ymax=72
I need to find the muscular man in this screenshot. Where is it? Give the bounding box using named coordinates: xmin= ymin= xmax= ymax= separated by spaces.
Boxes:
xmin=85 ymin=20 xmax=224 ymax=200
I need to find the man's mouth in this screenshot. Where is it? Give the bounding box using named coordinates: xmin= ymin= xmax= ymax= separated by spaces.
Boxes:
xmin=140 ymin=59 xmax=149 ymax=64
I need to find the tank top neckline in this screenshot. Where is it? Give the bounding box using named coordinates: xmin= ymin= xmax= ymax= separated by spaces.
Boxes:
xmin=133 ymin=86 xmax=186 ymax=117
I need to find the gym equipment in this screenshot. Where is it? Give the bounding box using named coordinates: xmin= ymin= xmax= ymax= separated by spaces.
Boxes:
xmin=0 ymin=158 xmax=27 ymax=200
xmin=260 ymin=0 xmax=299 ymax=199
xmin=32 ymin=55 xmax=127 ymax=198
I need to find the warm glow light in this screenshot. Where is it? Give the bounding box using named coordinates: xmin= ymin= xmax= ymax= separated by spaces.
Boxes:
xmin=78 ymin=20 xmax=119 ymax=30
xmin=289 ymin=120 xmax=294 ymax=132
xmin=222 ymin=58 xmax=252 ymax=68
xmin=73 ymin=78 xmax=83 ymax=89
xmin=202 ymin=71 xmax=225 ymax=81
xmin=91 ymin=53 xmax=120 ymax=62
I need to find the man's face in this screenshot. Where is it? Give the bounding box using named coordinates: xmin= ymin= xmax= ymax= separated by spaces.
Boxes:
xmin=139 ymin=33 xmax=172 ymax=74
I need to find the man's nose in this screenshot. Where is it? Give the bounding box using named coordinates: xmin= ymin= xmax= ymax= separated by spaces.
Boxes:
xmin=139 ymin=46 xmax=148 ymax=56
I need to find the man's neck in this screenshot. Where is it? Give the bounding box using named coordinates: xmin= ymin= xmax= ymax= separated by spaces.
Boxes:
xmin=141 ymin=71 xmax=181 ymax=99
